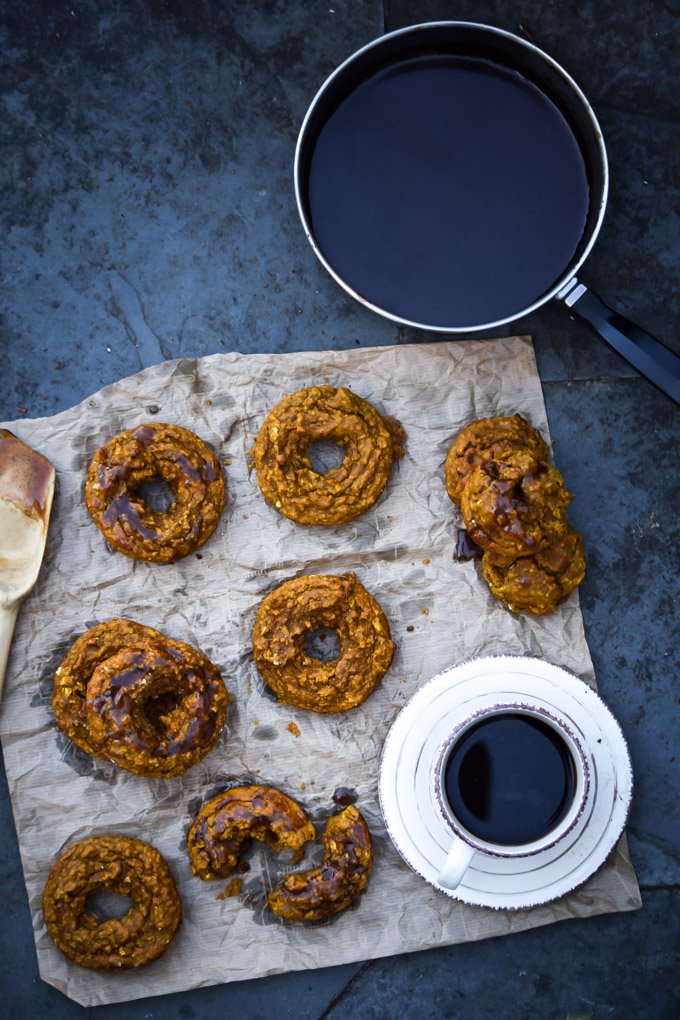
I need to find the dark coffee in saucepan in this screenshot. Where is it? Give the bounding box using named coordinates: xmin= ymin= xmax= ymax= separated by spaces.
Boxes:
xmin=305 ymin=54 xmax=590 ymax=327
xmin=443 ymin=712 xmax=577 ymax=846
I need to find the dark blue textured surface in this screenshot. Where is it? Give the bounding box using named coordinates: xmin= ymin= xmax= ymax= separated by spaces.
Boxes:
xmin=1 ymin=1 xmax=679 ymax=1017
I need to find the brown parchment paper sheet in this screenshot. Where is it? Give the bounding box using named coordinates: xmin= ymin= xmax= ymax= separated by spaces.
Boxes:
xmin=0 ymin=338 xmax=640 ymax=1007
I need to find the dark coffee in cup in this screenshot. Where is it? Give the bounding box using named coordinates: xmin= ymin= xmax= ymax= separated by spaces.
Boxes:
xmin=443 ymin=711 xmax=577 ymax=846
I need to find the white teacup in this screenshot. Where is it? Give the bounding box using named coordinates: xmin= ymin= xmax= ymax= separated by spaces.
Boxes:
xmin=433 ymin=702 xmax=590 ymax=889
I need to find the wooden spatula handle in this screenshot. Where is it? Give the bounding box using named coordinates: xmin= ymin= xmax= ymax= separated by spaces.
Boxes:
xmin=0 ymin=605 xmax=19 ymax=700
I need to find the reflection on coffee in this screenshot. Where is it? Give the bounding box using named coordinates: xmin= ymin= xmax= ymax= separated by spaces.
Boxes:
xmin=443 ymin=712 xmax=576 ymax=846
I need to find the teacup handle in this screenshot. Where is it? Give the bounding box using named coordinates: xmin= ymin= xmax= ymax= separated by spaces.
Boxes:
xmin=437 ymin=838 xmax=477 ymax=889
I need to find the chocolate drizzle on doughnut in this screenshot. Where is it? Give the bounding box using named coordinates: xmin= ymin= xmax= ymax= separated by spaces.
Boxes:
xmin=444 ymin=414 xmax=549 ymax=508
xmin=101 ymin=497 xmax=161 ymax=542
xmin=267 ymin=805 xmax=373 ymax=923
xmin=187 ymin=785 xmax=315 ymax=881
xmin=53 ymin=619 xmax=230 ymax=778
xmin=446 ymin=415 xmax=585 ymax=614
xmin=187 ymin=791 xmax=374 ymax=924
xmin=85 ymin=422 xmax=225 ymax=563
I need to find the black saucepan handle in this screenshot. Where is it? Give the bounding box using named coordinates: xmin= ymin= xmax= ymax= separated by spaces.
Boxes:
xmin=559 ymin=280 xmax=680 ymax=404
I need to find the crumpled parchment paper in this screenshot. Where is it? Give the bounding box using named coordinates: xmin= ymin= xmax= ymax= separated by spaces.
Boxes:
xmin=0 ymin=338 xmax=640 ymax=1007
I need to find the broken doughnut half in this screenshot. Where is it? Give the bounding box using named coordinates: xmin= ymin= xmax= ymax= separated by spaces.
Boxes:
xmin=187 ymin=785 xmax=315 ymax=880
xmin=267 ymin=805 xmax=373 ymax=922
xmin=187 ymin=787 xmax=373 ymax=922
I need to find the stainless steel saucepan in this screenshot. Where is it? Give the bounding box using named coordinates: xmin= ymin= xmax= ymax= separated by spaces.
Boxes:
xmin=295 ymin=22 xmax=680 ymax=403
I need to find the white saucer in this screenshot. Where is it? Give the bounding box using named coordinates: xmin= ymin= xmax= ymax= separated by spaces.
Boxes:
xmin=378 ymin=656 xmax=633 ymax=909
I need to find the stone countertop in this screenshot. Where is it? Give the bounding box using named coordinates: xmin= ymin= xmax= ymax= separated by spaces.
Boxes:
xmin=1 ymin=1 xmax=678 ymax=1017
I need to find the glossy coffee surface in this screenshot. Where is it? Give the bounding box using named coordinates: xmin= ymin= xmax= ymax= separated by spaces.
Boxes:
xmin=443 ymin=712 xmax=577 ymax=846
xmin=306 ymin=54 xmax=590 ymax=327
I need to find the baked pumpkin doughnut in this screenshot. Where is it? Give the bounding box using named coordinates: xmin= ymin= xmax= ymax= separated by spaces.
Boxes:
xmin=267 ymin=805 xmax=373 ymax=922
xmin=447 ymin=414 xmax=586 ymax=613
xmin=459 ymin=451 xmax=572 ymax=559
xmin=253 ymin=386 xmax=404 ymax=525
xmin=187 ymin=785 xmax=315 ymax=880
xmin=85 ymin=422 xmax=225 ymax=563
xmin=85 ymin=642 xmax=229 ymax=779
xmin=445 ymin=414 xmax=549 ymax=506
xmin=42 ymin=835 xmax=181 ymax=971
xmin=53 ymin=619 xmax=152 ymax=758
xmin=482 ymin=524 xmax=586 ymax=615
xmin=53 ymin=619 xmax=229 ymax=778
xmin=252 ymin=573 xmax=393 ymax=713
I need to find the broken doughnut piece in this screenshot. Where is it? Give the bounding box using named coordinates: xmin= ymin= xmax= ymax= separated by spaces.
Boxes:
xmin=482 ymin=524 xmax=586 ymax=615
xmin=445 ymin=414 xmax=549 ymax=507
xmin=267 ymin=805 xmax=373 ymax=922
xmin=459 ymin=450 xmax=572 ymax=559
xmin=187 ymin=785 xmax=315 ymax=880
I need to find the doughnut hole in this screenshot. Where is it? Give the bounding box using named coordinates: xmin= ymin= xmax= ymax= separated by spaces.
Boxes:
xmin=141 ymin=683 xmax=185 ymax=731
xmin=303 ymin=627 xmax=340 ymax=662
xmin=306 ymin=439 xmax=346 ymax=475
xmin=133 ymin=474 xmax=176 ymax=514
xmin=86 ymin=888 xmax=134 ymax=922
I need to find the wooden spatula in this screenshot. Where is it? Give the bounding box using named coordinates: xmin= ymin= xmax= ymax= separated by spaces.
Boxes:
xmin=0 ymin=430 xmax=55 ymax=699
